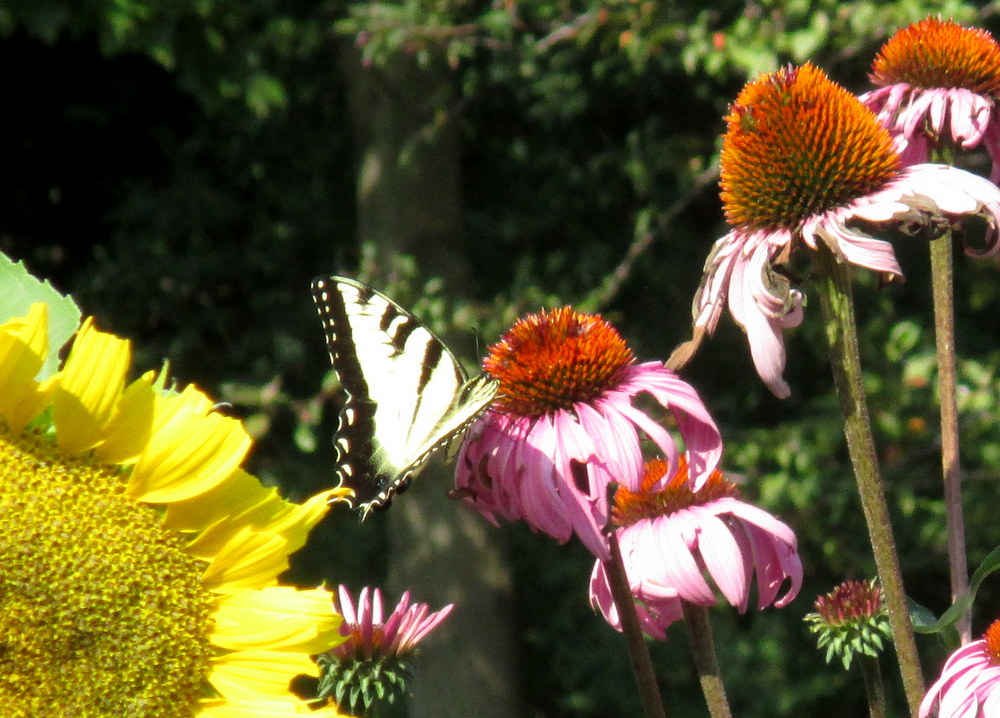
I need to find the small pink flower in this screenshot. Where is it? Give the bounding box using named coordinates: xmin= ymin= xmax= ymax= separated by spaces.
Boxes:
xmin=678 ymin=64 xmax=1000 ymax=398
xmin=861 ymin=18 xmax=1000 ymax=182
xmin=455 ymin=307 xmax=722 ymax=561
xmin=589 ymin=457 xmax=802 ymax=639
xmin=332 ymin=585 xmax=453 ymax=660
xmin=920 ymin=618 xmax=1000 ymax=718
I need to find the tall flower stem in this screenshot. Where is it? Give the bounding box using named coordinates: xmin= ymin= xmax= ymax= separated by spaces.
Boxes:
xmin=813 ymin=246 xmax=924 ymax=718
xmin=605 ymin=531 xmax=668 ymax=718
xmin=859 ymin=654 xmax=887 ymax=718
xmin=680 ymin=602 xmax=732 ymax=718
xmin=928 ymin=227 xmax=971 ymax=644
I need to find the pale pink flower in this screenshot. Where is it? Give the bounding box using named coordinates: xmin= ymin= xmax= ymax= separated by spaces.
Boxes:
xmin=589 ymin=457 xmax=802 ymax=639
xmin=920 ymin=618 xmax=1000 ymax=718
xmin=676 ymin=64 xmax=1000 ymax=398
xmin=860 ymin=18 xmax=1000 ymax=182
xmin=455 ymin=307 xmax=722 ymax=561
xmin=331 ymin=585 xmax=453 ymax=660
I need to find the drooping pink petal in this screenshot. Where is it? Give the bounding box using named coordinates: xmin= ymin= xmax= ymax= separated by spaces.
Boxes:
xmin=650 ymin=512 xmax=716 ymax=605
xmin=692 ymin=508 xmax=749 ymax=611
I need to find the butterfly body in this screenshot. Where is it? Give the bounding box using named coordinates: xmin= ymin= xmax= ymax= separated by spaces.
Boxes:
xmin=311 ymin=276 xmax=498 ymax=515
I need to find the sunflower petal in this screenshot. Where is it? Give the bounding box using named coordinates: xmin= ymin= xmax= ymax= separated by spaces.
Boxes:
xmin=163 ymin=468 xmax=277 ymax=534
xmin=94 ymin=371 xmax=157 ymax=465
xmin=127 ymin=385 xmax=252 ymax=503
xmin=53 ymin=317 xmax=131 ymax=454
xmin=201 ymin=526 xmax=293 ymax=592
xmin=200 ymin=698 xmax=349 ymax=717
xmin=0 ymin=303 xmax=49 ymax=430
xmin=212 ymin=586 xmax=343 ymax=652
xmin=209 ymin=650 xmax=317 ymax=701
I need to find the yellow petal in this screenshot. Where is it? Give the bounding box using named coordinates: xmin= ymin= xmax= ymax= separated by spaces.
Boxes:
xmin=0 ymin=303 xmax=49 ymax=430
xmin=185 ymin=489 xmax=284 ymax=561
xmin=201 ymin=526 xmax=292 ymax=592
xmin=185 ymin=487 xmax=342 ymax=561
xmin=93 ymin=371 xmax=157 ymax=465
xmin=127 ymin=385 xmax=252 ymax=503
xmin=162 ymin=468 xmax=276 ymax=534
xmin=52 ymin=317 xmax=131 ymax=454
xmin=209 ymin=650 xmax=317 ymax=701
xmin=200 ymin=697 xmax=348 ymax=717
xmin=212 ymin=587 xmax=343 ymax=653
xmin=263 ymin=490 xmax=343 ymax=555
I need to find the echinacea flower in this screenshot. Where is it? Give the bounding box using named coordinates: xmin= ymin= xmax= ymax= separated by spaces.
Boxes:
xmin=589 ymin=457 xmax=801 ymax=639
xmin=861 ymin=17 xmax=1000 ymax=181
xmin=0 ymin=303 xmax=351 ymax=717
xmin=804 ymin=579 xmax=892 ymax=670
xmin=920 ymin=618 xmax=1000 ymax=717
xmin=316 ymin=586 xmax=453 ymax=714
xmin=454 ymin=307 xmax=722 ymax=560
xmin=677 ymin=63 xmax=1000 ymax=398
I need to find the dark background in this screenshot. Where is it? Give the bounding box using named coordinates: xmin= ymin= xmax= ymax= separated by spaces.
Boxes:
xmin=3 ymin=1 xmax=1000 ymax=715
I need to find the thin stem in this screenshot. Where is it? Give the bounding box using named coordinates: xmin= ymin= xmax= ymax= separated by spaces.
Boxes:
xmin=604 ymin=530 xmax=668 ymax=718
xmin=859 ymin=654 xmax=887 ymax=718
xmin=929 ymin=225 xmax=971 ymax=644
xmin=813 ymin=247 xmax=924 ymax=718
xmin=680 ymin=602 xmax=732 ymax=718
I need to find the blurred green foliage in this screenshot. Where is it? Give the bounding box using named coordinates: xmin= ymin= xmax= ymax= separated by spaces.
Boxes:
xmin=3 ymin=0 xmax=1000 ymax=716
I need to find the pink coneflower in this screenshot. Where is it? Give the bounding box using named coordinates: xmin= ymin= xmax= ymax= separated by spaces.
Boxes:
xmin=455 ymin=307 xmax=722 ymax=560
xmin=330 ymin=585 xmax=453 ymax=661
xmin=317 ymin=586 xmax=453 ymax=713
xmin=920 ymin=618 xmax=1000 ymax=717
xmin=588 ymin=457 xmax=802 ymax=639
xmin=677 ymin=63 xmax=1000 ymax=398
xmin=861 ymin=18 xmax=1000 ymax=181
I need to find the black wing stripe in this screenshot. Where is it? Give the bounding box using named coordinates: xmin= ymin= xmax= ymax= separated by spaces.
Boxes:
xmin=388 ymin=315 xmax=421 ymax=357
xmin=312 ymin=277 xmax=368 ymax=401
xmin=311 ymin=278 xmax=381 ymax=502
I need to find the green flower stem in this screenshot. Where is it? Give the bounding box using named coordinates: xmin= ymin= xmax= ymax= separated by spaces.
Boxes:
xmin=859 ymin=654 xmax=887 ymax=718
xmin=928 ymin=229 xmax=970 ymax=644
xmin=604 ymin=531 xmax=668 ymax=718
xmin=813 ymin=246 xmax=924 ymax=718
xmin=680 ymin=602 xmax=732 ymax=718
xmin=927 ymin=144 xmax=971 ymax=644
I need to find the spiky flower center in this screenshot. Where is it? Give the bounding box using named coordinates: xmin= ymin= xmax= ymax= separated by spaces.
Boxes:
xmin=484 ymin=307 xmax=635 ymax=417
xmin=0 ymin=430 xmax=215 ymax=718
xmin=812 ymin=579 xmax=884 ymax=627
xmin=721 ymin=63 xmax=900 ymax=232
xmin=871 ymin=18 xmax=1000 ymax=95
xmin=985 ymin=618 xmax=1000 ymax=664
xmin=344 ymin=622 xmax=387 ymax=655
xmin=612 ymin=457 xmax=738 ymax=527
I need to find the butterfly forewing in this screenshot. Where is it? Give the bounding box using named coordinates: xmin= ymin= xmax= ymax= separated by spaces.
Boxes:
xmin=311 ymin=275 xmax=499 ymax=513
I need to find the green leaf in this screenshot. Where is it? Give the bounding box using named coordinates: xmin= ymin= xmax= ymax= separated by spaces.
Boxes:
xmin=970 ymin=543 xmax=1000 ymax=592
xmin=0 ymin=252 xmax=81 ymax=380
xmin=912 ymin=544 xmax=1000 ymax=638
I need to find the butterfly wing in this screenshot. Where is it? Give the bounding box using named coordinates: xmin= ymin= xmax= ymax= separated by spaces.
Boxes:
xmin=311 ymin=275 xmax=498 ymax=514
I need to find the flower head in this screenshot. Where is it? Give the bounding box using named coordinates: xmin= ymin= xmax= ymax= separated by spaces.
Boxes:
xmin=804 ymin=579 xmax=892 ymax=670
xmin=920 ymin=618 xmax=1000 ymax=717
xmin=680 ymin=63 xmax=1000 ymax=397
xmin=589 ymin=457 xmax=802 ymax=639
xmin=0 ymin=304 xmax=351 ymax=717
xmin=455 ymin=307 xmax=722 ymax=560
xmin=317 ymin=586 xmax=453 ymax=714
xmin=862 ymin=18 xmax=1000 ymax=181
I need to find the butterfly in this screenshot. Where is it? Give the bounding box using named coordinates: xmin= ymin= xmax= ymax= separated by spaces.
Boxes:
xmin=311 ymin=275 xmax=499 ymax=516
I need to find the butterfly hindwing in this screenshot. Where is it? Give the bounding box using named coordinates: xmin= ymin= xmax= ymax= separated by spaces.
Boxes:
xmin=311 ymin=275 xmax=499 ymax=514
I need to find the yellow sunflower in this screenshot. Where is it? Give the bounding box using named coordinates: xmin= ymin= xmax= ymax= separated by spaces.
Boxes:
xmin=0 ymin=303 xmax=352 ymax=718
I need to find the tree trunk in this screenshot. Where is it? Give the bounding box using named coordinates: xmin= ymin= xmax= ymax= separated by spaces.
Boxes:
xmin=339 ymin=42 xmax=520 ymax=718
